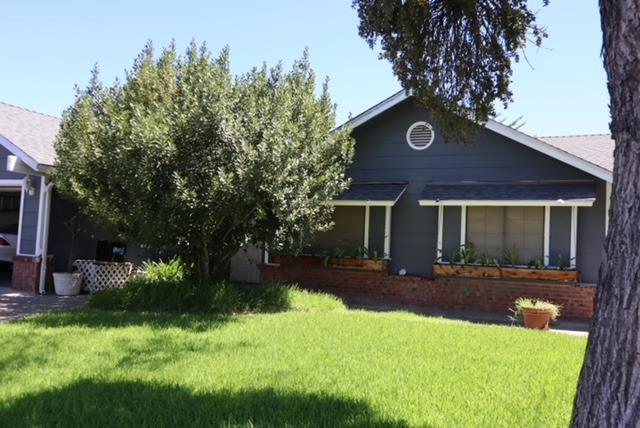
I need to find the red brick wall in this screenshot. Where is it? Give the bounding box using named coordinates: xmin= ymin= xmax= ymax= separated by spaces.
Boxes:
xmin=261 ymin=264 xmax=597 ymax=320
xmin=12 ymin=255 xmax=55 ymax=293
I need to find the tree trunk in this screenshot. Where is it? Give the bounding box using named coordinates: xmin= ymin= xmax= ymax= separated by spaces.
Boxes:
xmin=199 ymin=242 xmax=210 ymax=285
xmin=571 ymin=1 xmax=640 ymax=426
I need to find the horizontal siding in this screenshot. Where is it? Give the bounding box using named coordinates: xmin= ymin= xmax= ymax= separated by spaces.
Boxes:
xmin=349 ymin=98 xmax=605 ymax=279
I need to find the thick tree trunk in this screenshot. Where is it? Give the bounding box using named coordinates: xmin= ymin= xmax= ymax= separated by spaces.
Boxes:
xmin=571 ymin=1 xmax=640 ymax=426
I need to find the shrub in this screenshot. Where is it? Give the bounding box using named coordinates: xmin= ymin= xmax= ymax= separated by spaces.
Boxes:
xmin=88 ymin=261 xmax=344 ymax=315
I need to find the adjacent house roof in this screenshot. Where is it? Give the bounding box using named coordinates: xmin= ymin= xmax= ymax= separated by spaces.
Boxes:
xmin=419 ymin=180 xmax=597 ymax=207
xmin=332 ymin=182 xmax=408 ymax=206
xmin=338 ymin=91 xmax=614 ymax=183
xmin=539 ymin=134 xmax=614 ymax=172
xmin=0 ymin=101 xmax=60 ymax=171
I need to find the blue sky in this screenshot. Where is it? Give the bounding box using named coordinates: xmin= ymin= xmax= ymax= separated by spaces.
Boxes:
xmin=1 ymin=1 xmax=608 ymax=136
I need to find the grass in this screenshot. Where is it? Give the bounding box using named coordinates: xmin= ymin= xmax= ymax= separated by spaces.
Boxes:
xmin=0 ymin=301 xmax=586 ymax=427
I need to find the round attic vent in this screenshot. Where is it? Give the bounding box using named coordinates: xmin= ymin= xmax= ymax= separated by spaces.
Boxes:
xmin=406 ymin=121 xmax=435 ymax=150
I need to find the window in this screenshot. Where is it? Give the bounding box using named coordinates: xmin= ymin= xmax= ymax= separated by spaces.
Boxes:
xmin=466 ymin=206 xmax=544 ymax=264
xmin=406 ymin=121 xmax=435 ymax=150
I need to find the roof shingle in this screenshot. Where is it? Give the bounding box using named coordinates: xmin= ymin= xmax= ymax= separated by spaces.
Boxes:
xmin=0 ymin=101 xmax=60 ymax=167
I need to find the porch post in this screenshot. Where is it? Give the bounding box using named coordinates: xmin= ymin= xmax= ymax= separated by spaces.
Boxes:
xmin=363 ymin=205 xmax=370 ymax=250
xmin=543 ymin=205 xmax=551 ymax=266
xmin=570 ymin=206 xmax=578 ymax=268
xmin=437 ymin=205 xmax=444 ymax=260
xmin=384 ymin=205 xmax=391 ymax=258
xmin=459 ymin=205 xmax=466 ymax=249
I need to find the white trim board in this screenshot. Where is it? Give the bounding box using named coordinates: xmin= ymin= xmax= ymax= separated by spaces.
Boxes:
xmin=418 ymin=199 xmax=595 ymax=207
xmin=336 ymin=91 xmax=613 ymax=183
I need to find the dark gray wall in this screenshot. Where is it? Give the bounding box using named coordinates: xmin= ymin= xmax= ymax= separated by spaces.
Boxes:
xmin=549 ymin=207 xmax=571 ymax=265
xmin=19 ymin=176 xmax=40 ymax=254
xmin=577 ymin=180 xmax=607 ymax=283
xmin=349 ymin=98 xmax=607 ymax=282
xmin=309 ymin=206 xmax=365 ymax=254
xmin=368 ymin=206 xmax=385 ymax=258
xmin=0 ymin=146 xmax=39 ymax=255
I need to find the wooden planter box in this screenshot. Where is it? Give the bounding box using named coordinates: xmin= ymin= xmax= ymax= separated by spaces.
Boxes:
xmin=500 ymin=267 xmax=579 ymax=282
xmin=271 ymin=255 xmax=321 ymax=266
xmin=327 ymin=258 xmax=388 ymax=272
xmin=432 ymin=264 xmax=502 ymax=278
xmin=433 ymin=264 xmax=579 ymax=282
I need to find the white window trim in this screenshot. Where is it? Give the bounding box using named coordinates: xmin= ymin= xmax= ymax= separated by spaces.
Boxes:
xmin=406 ymin=121 xmax=435 ymax=150
xmin=436 ymin=205 xmax=444 ymax=260
xmin=459 ymin=205 xmax=466 ymax=249
xmin=570 ymin=206 xmax=578 ymax=268
xmin=363 ymin=205 xmax=370 ymax=250
xmin=0 ymin=179 xmax=27 ymax=256
xmin=419 ymin=199 xmax=595 ymax=207
xmin=543 ymin=205 xmax=551 ymax=266
xmin=384 ymin=206 xmax=392 ymax=259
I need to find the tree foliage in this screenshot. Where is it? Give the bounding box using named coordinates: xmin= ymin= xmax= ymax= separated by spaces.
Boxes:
xmin=353 ymin=0 xmax=547 ymax=141
xmin=53 ymin=42 xmax=353 ymax=282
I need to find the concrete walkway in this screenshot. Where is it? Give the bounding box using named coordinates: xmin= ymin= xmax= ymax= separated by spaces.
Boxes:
xmin=0 ymin=287 xmax=87 ymax=323
xmin=347 ymin=298 xmax=590 ymax=337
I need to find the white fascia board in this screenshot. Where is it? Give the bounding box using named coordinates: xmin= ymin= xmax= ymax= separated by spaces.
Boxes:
xmin=484 ymin=120 xmax=613 ymax=183
xmin=418 ymin=199 xmax=595 ymax=207
xmin=0 ymin=135 xmax=42 ymax=173
xmin=335 ymin=90 xmax=410 ymax=131
xmin=333 ymin=92 xmax=613 ymax=183
xmin=330 ymin=200 xmax=396 ymax=207
xmin=6 ymin=155 xmax=40 ymax=176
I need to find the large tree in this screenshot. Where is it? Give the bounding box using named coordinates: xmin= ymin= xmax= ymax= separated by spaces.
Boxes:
xmin=54 ymin=42 xmax=353 ymax=283
xmin=353 ymin=0 xmax=640 ymax=425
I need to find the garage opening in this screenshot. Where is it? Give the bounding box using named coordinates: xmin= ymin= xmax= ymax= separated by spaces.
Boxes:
xmin=0 ymin=190 xmax=21 ymax=287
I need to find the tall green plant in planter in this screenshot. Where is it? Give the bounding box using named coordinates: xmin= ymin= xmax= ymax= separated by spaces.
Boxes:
xmin=53 ymin=41 xmax=354 ymax=283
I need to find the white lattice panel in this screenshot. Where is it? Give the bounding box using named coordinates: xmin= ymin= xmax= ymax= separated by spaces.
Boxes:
xmin=73 ymin=259 xmax=133 ymax=293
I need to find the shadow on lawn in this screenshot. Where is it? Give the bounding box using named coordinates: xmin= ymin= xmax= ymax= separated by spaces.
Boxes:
xmin=18 ymin=309 xmax=234 ymax=332
xmin=0 ymin=379 xmax=410 ymax=428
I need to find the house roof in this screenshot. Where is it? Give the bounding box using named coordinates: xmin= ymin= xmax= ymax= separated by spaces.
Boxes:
xmin=0 ymin=101 xmax=60 ymax=171
xmin=338 ymin=91 xmax=614 ymax=183
xmin=332 ymin=182 xmax=408 ymax=206
xmin=538 ymin=134 xmax=614 ymax=172
xmin=419 ymin=180 xmax=597 ymax=206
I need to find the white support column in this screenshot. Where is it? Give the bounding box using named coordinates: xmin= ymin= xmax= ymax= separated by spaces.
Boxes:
xmin=383 ymin=206 xmax=392 ymax=259
xmin=459 ymin=205 xmax=467 ymax=249
xmin=570 ymin=206 xmax=578 ymax=268
xmin=543 ymin=205 xmax=551 ymax=266
xmin=605 ymin=182 xmax=612 ymax=235
xmin=363 ymin=205 xmax=370 ymax=251
xmin=437 ymin=205 xmax=444 ymax=260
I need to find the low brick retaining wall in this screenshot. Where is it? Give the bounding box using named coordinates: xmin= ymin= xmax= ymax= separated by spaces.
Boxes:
xmin=261 ymin=264 xmax=597 ymax=320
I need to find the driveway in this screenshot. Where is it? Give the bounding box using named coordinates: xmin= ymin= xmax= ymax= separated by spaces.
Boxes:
xmin=0 ymin=287 xmax=87 ymax=323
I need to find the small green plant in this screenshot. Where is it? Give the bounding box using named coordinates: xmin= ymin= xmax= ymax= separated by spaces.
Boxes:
xmin=512 ymin=297 xmax=562 ymax=321
xmin=478 ymin=253 xmax=499 ymax=267
xmin=528 ymin=256 xmax=546 ymax=270
xmin=368 ymin=248 xmax=380 ymax=261
xmin=446 ymin=249 xmax=462 ymax=264
xmin=503 ymin=245 xmax=519 ymax=267
xmin=556 ymin=254 xmax=575 ymax=270
xmin=141 ymin=258 xmax=187 ymax=282
xmin=457 ymin=243 xmax=477 ymax=264
xmin=333 ymin=247 xmax=347 ymax=260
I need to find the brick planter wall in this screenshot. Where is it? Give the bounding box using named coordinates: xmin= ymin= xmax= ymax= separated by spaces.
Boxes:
xmin=12 ymin=255 xmax=55 ymax=294
xmin=261 ymin=264 xmax=597 ymax=320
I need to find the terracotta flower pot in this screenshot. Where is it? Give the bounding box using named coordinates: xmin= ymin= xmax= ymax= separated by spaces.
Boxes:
xmin=522 ymin=308 xmax=553 ymax=330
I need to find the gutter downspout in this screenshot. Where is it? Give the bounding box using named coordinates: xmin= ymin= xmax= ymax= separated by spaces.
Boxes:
xmin=38 ymin=180 xmax=53 ymax=294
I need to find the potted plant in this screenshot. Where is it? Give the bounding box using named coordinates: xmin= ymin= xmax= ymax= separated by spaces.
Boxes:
xmin=53 ymin=215 xmax=83 ymax=296
xmin=512 ymin=297 xmax=561 ymax=330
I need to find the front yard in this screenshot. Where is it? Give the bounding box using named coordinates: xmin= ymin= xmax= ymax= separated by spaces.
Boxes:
xmin=0 ymin=304 xmax=586 ymax=427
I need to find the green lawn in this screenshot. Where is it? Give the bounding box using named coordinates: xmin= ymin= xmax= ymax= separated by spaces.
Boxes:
xmin=0 ymin=302 xmax=586 ymax=427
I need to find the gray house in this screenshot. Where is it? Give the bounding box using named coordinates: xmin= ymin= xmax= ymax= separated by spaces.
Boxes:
xmin=262 ymin=91 xmax=613 ymax=319
xmin=0 ymin=101 xmax=151 ymax=294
